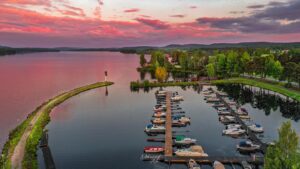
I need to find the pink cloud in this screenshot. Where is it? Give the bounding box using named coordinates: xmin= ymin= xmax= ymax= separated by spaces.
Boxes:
xmin=135 ymin=18 xmax=169 ymax=29
xmin=124 ymin=8 xmax=140 ymax=13
xmin=170 ymin=14 xmax=185 ymax=18
xmin=190 ymin=6 xmax=197 ymax=9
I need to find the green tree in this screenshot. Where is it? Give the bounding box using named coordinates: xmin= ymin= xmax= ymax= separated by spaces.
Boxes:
xmin=272 ymin=61 xmax=284 ymax=79
xmin=216 ymin=54 xmax=227 ymax=77
xmin=265 ymin=121 xmax=300 ymax=169
xmin=140 ymin=53 xmax=147 ymax=67
xmin=240 ymin=51 xmax=251 ymax=74
xmin=206 ymin=63 xmax=215 ymax=79
xmin=155 ymin=67 xmax=167 ymax=82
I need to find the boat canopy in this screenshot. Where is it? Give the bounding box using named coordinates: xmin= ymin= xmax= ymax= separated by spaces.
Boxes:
xmin=175 ymin=135 xmax=185 ymax=141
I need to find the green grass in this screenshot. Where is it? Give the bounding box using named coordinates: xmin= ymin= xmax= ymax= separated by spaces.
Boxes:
xmin=212 ymin=77 xmax=300 ymax=102
xmin=0 ymin=81 xmax=113 ymax=169
xmin=130 ymin=80 xmax=198 ymax=89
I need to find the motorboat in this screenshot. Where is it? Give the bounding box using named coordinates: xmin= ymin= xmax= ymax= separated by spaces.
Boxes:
xmin=152 ymin=118 xmax=165 ymax=124
xmin=153 ymin=112 xmax=166 ymax=118
xmin=144 ymin=146 xmax=164 ymax=153
xmin=213 ymin=161 xmax=225 ymax=169
xmin=236 ymin=107 xmax=248 ymax=115
xmin=188 ymin=159 xmax=201 ymax=169
xmin=171 ymin=95 xmax=184 ymax=101
xmin=237 ymin=141 xmax=260 ymax=152
xmin=172 ymin=121 xmax=187 ymax=127
xmin=212 ymin=103 xmax=225 ymax=107
xmin=248 ymin=124 xmax=264 ymax=133
xmin=223 ymin=128 xmax=246 ymax=136
xmin=226 ymin=124 xmax=242 ymax=129
xmin=227 ymin=101 xmax=237 ymax=106
xmin=217 ymin=111 xmax=231 ymax=116
xmin=175 ymin=136 xmax=197 ymax=145
xmin=239 ymin=115 xmax=251 ymax=120
xmin=216 ymin=107 xmax=228 ymax=111
xmin=145 ymin=124 xmax=165 ymax=133
xmin=173 ymin=116 xmax=190 ymax=123
xmin=175 ymin=149 xmax=208 ymax=157
xmin=206 ymin=98 xmax=220 ymax=102
xmin=219 ymin=116 xmax=236 ymax=123
xmin=217 ymin=92 xmax=228 ymax=97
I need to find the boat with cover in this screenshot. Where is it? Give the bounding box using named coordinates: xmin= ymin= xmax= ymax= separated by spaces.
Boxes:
xmin=248 ymin=124 xmax=264 ymax=133
xmin=144 ymin=146 xmax=164 ymax=153
xmin=188 ymin=159 xmax=201 ymax=169
xmin=173 ymin=116 xmax=190 ymax=123
xmin=175 ymin=145 xmax=208 ymax=157
xmin=175 ymin=135 xmax=197 ymax=145
xmin=145 ymin=124 xmax=165 ymax=133
xmin=213 ymin=161 xmax=225 ymax=169
xmin=223 ymin=128 xmax=246 ymax=136
xmin=237 ymin=141 xmax=260 ymax=152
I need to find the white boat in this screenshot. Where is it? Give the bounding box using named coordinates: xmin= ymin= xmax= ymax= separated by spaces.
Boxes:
xmin=239 ymin=115 xmax=251 ymax=119
xmin=223 ymin=128 xmax=246 ymax=136
xmin=213 ymin=161 xmax=225 ymax=169
xmin=188 ymin=159 xmax=201 ymax=169
xmin=145 ymin=124 xmax=165 ymax=133
xmin=216 ymin=107 xmax=227 ymax=111
xmin=237 ymin=141 xmax=260 ymax=152
xmin=217 ymin=92 xmax=228 ymax=97
xmin=175 ymin=149 xmax=208 ymax=157
xmin=175 ymin=136 xmax=197 ymax=145
xmin=152 ymin=118 xmax=165 ymax=124
xmin=171 ymin=95 xmax=184 ymax=101
xmin=226 ymin=124 xmax=242 ymax=129
xmin=206 ymin=98 xmax=220 ymax=102
xmin=218 ymin=111 xmax=231 ymax=116
xmin=153 ymin=112 xmax=166 ymax=118
xmin=248 ymin=124 xmax=264 ymax=133
xmin=219 ymin=116 xmax=235 ymax=123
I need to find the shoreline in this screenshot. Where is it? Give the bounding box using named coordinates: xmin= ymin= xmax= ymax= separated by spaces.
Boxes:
xmin=0 ymin=81 xmax=113 ymax=169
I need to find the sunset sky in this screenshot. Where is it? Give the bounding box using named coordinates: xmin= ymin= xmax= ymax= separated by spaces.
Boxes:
xmin=0 ymin=0 xmax=299 ymax=47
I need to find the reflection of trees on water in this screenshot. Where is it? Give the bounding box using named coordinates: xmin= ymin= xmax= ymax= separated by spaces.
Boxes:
xmin=217 ymin=84 xmax=300 ymax=121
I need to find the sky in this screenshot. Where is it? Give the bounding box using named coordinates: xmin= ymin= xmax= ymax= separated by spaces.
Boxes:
xmin=0 ymin=0 xmax=300 ymax=47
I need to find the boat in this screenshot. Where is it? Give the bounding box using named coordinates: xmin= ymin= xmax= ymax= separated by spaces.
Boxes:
xmin=173 ymin=116 xmax=190 ymax=123
xmin=175 ymin=145 xmax=208 ymax=157
xmin=175 ymin=136 xmax=197 ymax=145
xmin=206 ymin=98 xmax=220 ymax=102
xmin=227 ymin=101 xmax=236 ymax=106
xmin=223 ymin=128 xmax=246 ymax=136
xmin=237 ymin=141 xmax=260 ymax=152
xmin=236 ymin=107 xmax=248 ymax=115
xmin=153 ymin=112 xmax=166 ymax=118
xmin=175 ymin=149 xmax=208 ymax=157
xmin=248 ymin=124 xmax=264 ymax=133
xmin=144 ymin=146 xmax=164 ymax=153
xmin=219 ymin=116 xmax=236 ymax=123
xmin=212 ymin=103 xmax=225 ymax=107
xmin=213 ymin=161 xmax=225 ymax=169
xmin=144 ymin=124 xmax=165 ymax=133
xmin=226 ymin=124 xmax=242 ymax=129
xmin=216 ymin=107 xmax=227 ymax=111
xmin=152 ymin=118 xmax=165 ymax=124
xmin=188 ymin=159 xmax=201 ymax=169
xmin=217 ymin=92 xmax=228 ymax=97
xmin=239 ymin=115 xmax=251 ymax=119
xmin=172 ymin=121 xmax=187 ymax=127
xmin=217 ymin=111 xmax=231 ymax=116
xmin=171 ymin=95 xmax=184 ymax=101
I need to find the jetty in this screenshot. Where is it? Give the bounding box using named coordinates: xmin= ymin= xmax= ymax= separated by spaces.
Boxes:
xmin=164 ymin=92 xmax=173 ymax=157
xmin=214 ymin=90 xmax=268 ymax=154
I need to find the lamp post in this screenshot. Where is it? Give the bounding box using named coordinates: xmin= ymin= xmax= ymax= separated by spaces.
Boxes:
xmin=104 ymin=71 xmax=108 ymax=82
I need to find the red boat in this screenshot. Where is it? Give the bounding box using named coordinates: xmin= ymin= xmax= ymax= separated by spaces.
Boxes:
xmin=144 ymin=146 xmax=164 ymax=153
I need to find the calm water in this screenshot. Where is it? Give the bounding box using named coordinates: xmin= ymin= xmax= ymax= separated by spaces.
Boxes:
xmin=0 ymin=52 xmax=299 ymax=169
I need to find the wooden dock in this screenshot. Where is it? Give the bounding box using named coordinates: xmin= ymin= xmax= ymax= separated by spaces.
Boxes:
xmin=215 ymin=91 xmax=268 ymax=154
xmin=164 ymin=92 xmax=173 ymax=157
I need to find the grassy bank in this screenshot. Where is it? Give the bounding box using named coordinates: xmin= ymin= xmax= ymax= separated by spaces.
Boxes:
xmin=0 ymin=81 xmax=113 ymax=169
xmin=212 ymin=77 xmax=300 ymax=102
xmin=130 ymin=80 xmax=198 ymax=89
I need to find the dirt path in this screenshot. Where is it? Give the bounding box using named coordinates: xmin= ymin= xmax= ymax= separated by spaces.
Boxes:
xmin=10 ymin=98 xmax=58 ymax=169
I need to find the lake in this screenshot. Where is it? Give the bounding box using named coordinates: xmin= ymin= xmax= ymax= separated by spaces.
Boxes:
xmin=0 ymin=52 xmax=299 ymax=169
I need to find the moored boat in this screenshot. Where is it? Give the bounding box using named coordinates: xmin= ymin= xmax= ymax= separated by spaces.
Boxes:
xmin=144 ymin=146 xmax=164 ymax=153
xmin=145 ymin=124 xmax=165 ymax=133
xmin=223 ymin=128 xmax=246 ymax=136
xmin=152 ymin=118 xmax=165 ymax=124
xmin=175 ymin=145 xmax=208 ymax=157
xmin=226 ymin=124 xmax=242 ymax=129
xmin=219 ymin=116 xmax=236 ymax=123
xmin=188 ymin=159 xmax=201 ymax=169
xmin=237 ymin=107 xmax=248 ymax=115
xmin=236 ymin=141 xmax=260 ymax=152
xmin=248 ymin=124 xmax=264 ymax=133
xmin=153 ymin=112 xmax=166 ymax=118
xmin=213 ymin=161 xmax=225 ymax=169
xmin=175 ymin=135 xmax=197 ymax=145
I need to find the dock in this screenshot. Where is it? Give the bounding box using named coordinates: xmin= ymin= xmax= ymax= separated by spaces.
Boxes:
xmin=39 ymin=131 xmax=56 ymax=169
xmin=214 ymin=90 xmax=268 ymax=154
xmin=164 ymin=92 xmax=173 ymax=157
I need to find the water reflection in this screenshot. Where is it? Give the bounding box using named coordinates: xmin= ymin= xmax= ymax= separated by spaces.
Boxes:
xmin=217 ymin=84 xmax=300 ymax=121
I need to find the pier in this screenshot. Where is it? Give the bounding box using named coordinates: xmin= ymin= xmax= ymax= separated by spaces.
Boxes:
xmin=164 ymin=92 xmax=173 ymax=157
xmin=214 ymin=90 xmax=268 ymax=154
xmin=39 ymin=131 xmax=56 ymax=169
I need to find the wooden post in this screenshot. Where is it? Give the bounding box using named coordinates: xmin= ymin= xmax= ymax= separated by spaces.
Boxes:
xmin=104 ymin=71 xmax=108 ymax=82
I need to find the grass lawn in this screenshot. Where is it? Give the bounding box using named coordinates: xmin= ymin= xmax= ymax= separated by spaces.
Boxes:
xmin=212 ymin=77 xmax=300 ymax=102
